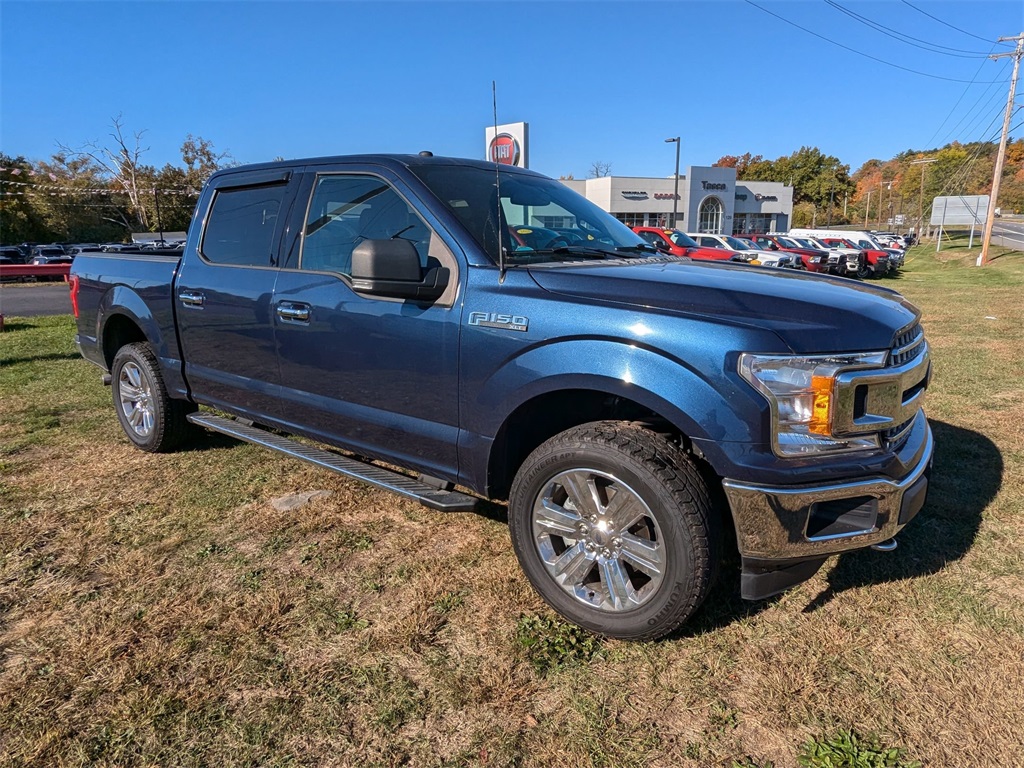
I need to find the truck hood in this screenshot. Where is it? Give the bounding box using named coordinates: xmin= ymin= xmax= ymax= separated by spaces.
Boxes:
xmin=527 ymin=259 xmax=918 ymax=354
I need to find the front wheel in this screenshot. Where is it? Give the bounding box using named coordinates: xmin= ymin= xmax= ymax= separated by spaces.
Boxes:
xmin=508 ymin=422 xmax=720 ymax=640
xmin=111 ymin=342 xmax=195 ymax=452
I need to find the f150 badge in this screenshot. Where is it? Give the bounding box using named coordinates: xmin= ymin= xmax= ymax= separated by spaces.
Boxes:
xmin=468 ymin=311 xmax=529 ymax=332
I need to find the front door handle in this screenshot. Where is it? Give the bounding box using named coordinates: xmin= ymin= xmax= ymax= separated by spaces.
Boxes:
xmin=179 ymin=290 xmax=205 ymax=307
xmin=276 ymin=302 xmax=311 ymax=324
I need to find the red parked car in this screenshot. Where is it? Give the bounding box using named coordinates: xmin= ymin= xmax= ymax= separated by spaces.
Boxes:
xmin=632 ymin=227 xmax=748 ymax=262
xmin=741 ymin=234 xmax=831 ymax=273
xmin=816 ymin=237 xmax=890 ymax=277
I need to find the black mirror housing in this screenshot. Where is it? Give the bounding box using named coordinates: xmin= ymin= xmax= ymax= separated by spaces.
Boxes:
xmin=350 ymin=239 xmax=449 ymax=301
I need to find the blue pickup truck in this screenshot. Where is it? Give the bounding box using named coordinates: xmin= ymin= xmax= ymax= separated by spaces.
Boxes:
xmin=70 ymin=154 xmax=933 ymax=640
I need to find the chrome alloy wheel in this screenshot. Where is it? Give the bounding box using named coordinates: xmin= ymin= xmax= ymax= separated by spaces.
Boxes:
xmin=531 ymin=469 xmax=666 ymax=612
xmin=118 ymin=361 xmax=155 ymax=438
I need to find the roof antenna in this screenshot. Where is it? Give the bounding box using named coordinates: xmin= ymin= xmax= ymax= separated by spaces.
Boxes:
xmin=492 ymin=80 xmax=506 ymax=282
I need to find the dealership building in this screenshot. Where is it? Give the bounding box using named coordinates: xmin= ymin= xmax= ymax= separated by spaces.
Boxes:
xmin=561 ymin=167 xmax=794 ymax=236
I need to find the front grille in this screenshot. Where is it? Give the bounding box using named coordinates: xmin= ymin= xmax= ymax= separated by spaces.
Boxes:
xmin=883 ymin=414 xmax=916 ymax=451
xmin=890 ymin=322 xmax=925 ymax=367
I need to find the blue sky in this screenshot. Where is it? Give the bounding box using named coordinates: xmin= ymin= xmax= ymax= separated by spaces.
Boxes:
xmin=2 ymin=0 xmax=1022 ymax=180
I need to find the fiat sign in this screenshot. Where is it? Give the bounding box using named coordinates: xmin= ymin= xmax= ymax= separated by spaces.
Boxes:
xmin=484 ymin=122 xmax=529 ymax=168
xmin=489 ymin=133 xmax=520 ymax=166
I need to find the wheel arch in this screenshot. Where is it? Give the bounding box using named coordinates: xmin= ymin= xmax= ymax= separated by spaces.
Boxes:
xmin=485 ymin=381 xmax=713 ymax=501
xmin=101 ymin=312 xmax=148 ymax=370
xmin=96 ymin=285 xmax=189 ymax=400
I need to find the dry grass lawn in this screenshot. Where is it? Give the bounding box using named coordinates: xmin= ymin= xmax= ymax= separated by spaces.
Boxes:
xmin=1 ymin=244 xmax=1022 ymax=767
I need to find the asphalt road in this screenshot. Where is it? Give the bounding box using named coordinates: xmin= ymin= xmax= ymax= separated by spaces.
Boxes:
xmin=0 ymin=283 xmax=74 ymax=317
xmin=993 ymin=219 xmax=1024 ymax=251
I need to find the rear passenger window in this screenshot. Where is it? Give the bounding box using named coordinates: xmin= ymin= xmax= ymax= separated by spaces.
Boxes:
xmin=201 ymin=184 xmax=286 ymax=266
xmin=301 ymin=175 xmax=432 ymax=276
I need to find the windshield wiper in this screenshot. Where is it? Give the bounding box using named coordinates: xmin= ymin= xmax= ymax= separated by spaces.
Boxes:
xmin=614 ymin=243 xmax=663 ymax=256
xmin=528 ymin=245 xmax=624 ymax=259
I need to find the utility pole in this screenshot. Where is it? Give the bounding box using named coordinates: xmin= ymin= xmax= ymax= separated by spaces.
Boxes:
xmin=910 ymin=158 xmax=937 ymax=238
xmin=864 ymin=188 xmax=872 ymax=229
xmin=827 ymin=178 xmax=836 ymax=228
xmin=877 ymin=181 xmax=890 ymax=230
xmin=980 ymin=32 xmax=1024 ymax=266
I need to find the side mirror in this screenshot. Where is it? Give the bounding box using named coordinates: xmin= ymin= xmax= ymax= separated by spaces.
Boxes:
xmin=350 ymin=239 xmax=449 ymax=301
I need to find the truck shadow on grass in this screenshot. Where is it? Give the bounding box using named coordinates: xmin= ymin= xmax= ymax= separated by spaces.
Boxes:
xmin=675 ymin=418 xmax=998 ymax=636
xmin=1 ymin=351 xmax=82 ymax=366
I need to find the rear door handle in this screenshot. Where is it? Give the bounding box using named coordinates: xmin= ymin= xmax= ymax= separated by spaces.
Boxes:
xmin=276 ymin=302 xmax=311 ymax=324
xmin=179 ymin=290 xmax=205 ymax=307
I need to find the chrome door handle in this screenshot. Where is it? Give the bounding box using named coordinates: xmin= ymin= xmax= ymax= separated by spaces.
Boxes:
xmin=179 ymin=291 xmax=205 ymax=307
xmin=276 ymin=303 xmax=311 ymax=323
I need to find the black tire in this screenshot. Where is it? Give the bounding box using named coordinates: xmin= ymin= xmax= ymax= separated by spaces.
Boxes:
xmin=856 ymin=257 xmax=871 ymax=280
xmin=111 ymin=342 xmax=195 ymax=452
xmin=508 ymin=421 xmax=721 ymax=641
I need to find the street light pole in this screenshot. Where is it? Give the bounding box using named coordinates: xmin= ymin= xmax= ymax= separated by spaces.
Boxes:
xmin=665 ymin=137 xmax=680 ymax=229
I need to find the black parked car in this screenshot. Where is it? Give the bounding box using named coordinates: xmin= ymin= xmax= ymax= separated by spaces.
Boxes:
xmin=0 ymin=247 xmax=27 ymax=264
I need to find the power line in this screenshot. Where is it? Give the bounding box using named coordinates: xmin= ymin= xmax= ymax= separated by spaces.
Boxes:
xmin=743 ymin=0 xmax=1007 ymax=83
xmin=824 ymin=0 xmax=995 ymax=58
xmin=948 ymin=84 xmax=1013 ymax=145
xmin=899 ymin=0 xmax=1015 ymax=48
xmin=934 ymin=110 xmax=1018 ymax=200
xmin=926 ymin=50 xmax=1006 ymax=147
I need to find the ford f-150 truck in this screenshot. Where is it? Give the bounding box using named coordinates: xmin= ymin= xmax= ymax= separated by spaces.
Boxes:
xmin=70 ymin=154 xmax=933 ymax=640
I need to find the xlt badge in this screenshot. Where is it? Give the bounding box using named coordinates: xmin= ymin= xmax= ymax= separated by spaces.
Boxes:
xmin=468 ymin=311 xmax=529 ymax=332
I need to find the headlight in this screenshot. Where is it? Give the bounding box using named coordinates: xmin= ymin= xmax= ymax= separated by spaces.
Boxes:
xmin=739 ymin=352 xmax=887 ymax=456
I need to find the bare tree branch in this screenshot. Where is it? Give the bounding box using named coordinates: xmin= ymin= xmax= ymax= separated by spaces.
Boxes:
xmin=58 ymin=114 xmax=151 ymax=230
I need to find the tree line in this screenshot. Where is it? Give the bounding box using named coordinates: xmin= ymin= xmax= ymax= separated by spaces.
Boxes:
xmin=714 ymin=139 xmax=1024 ymax=230
xmin=1 ymin=116 xmax=232 ymax=246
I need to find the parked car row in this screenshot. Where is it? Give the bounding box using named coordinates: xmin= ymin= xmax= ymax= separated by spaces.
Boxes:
xmin=632 ymin=225 xmax=910 ymax=280
xmin=0 ymin=240 xmax=187 ymax=263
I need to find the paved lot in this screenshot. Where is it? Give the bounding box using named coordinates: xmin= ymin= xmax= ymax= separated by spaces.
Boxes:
xmin=0 ymin=284 xmax=73 ymax=317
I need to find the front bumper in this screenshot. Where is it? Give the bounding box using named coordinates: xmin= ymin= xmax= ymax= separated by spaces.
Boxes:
xmin=722 ymin=414 xmax=933 ymax=599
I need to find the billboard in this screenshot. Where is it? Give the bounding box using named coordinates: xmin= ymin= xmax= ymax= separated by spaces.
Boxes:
xmin=930 ymin=195 xmax=989 ymax=226
xmin=485 ymin=122 xmax=529 ymax=169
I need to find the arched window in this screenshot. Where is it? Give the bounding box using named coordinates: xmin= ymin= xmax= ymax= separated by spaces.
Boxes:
xmin=698 ymin=197 xmax=724 ymax=234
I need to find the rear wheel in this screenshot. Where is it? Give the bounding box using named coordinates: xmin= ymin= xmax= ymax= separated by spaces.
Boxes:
xmin=508 ymin=421 xmax=720 ymax=640
xmin=111 ymin=342 xmax=195 ymax=452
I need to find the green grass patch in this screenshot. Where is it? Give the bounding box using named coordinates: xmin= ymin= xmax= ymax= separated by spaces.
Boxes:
xmin=2 ymin=251 xmax=1024 ymax=767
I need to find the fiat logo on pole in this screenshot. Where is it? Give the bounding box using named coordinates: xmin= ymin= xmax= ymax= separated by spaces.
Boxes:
xmin=489 ymin=133 xmax=520 ymax=166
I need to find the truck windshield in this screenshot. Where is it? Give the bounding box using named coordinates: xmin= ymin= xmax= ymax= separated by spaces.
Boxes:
xmin=723 ymin=236 xmax=754 ymax=250
xmin=410 ymin=164 xmax=650 ymax=265
xmin=669 ymin=230 xmax=699 ymax=248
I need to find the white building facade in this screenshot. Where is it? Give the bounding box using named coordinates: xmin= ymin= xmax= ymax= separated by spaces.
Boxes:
xmin=562 ymin=166 xmax=793 ymax=235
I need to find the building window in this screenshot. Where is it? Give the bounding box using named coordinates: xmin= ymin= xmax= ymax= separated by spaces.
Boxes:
xmin=613 ymin=212 xmax=660 ymax=228
xmin=734 ymin=213 xmax=771 ymax=234
xmin=698 ymin=197 xmax=724 ymax=234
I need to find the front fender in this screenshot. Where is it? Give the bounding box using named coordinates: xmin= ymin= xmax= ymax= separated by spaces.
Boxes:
xmin=469 ymin=337 xmax=767 ymax=448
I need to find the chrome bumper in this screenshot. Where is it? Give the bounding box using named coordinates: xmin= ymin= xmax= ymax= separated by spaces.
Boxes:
xmin=722 ymin=417 xmax=933 ymax=562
